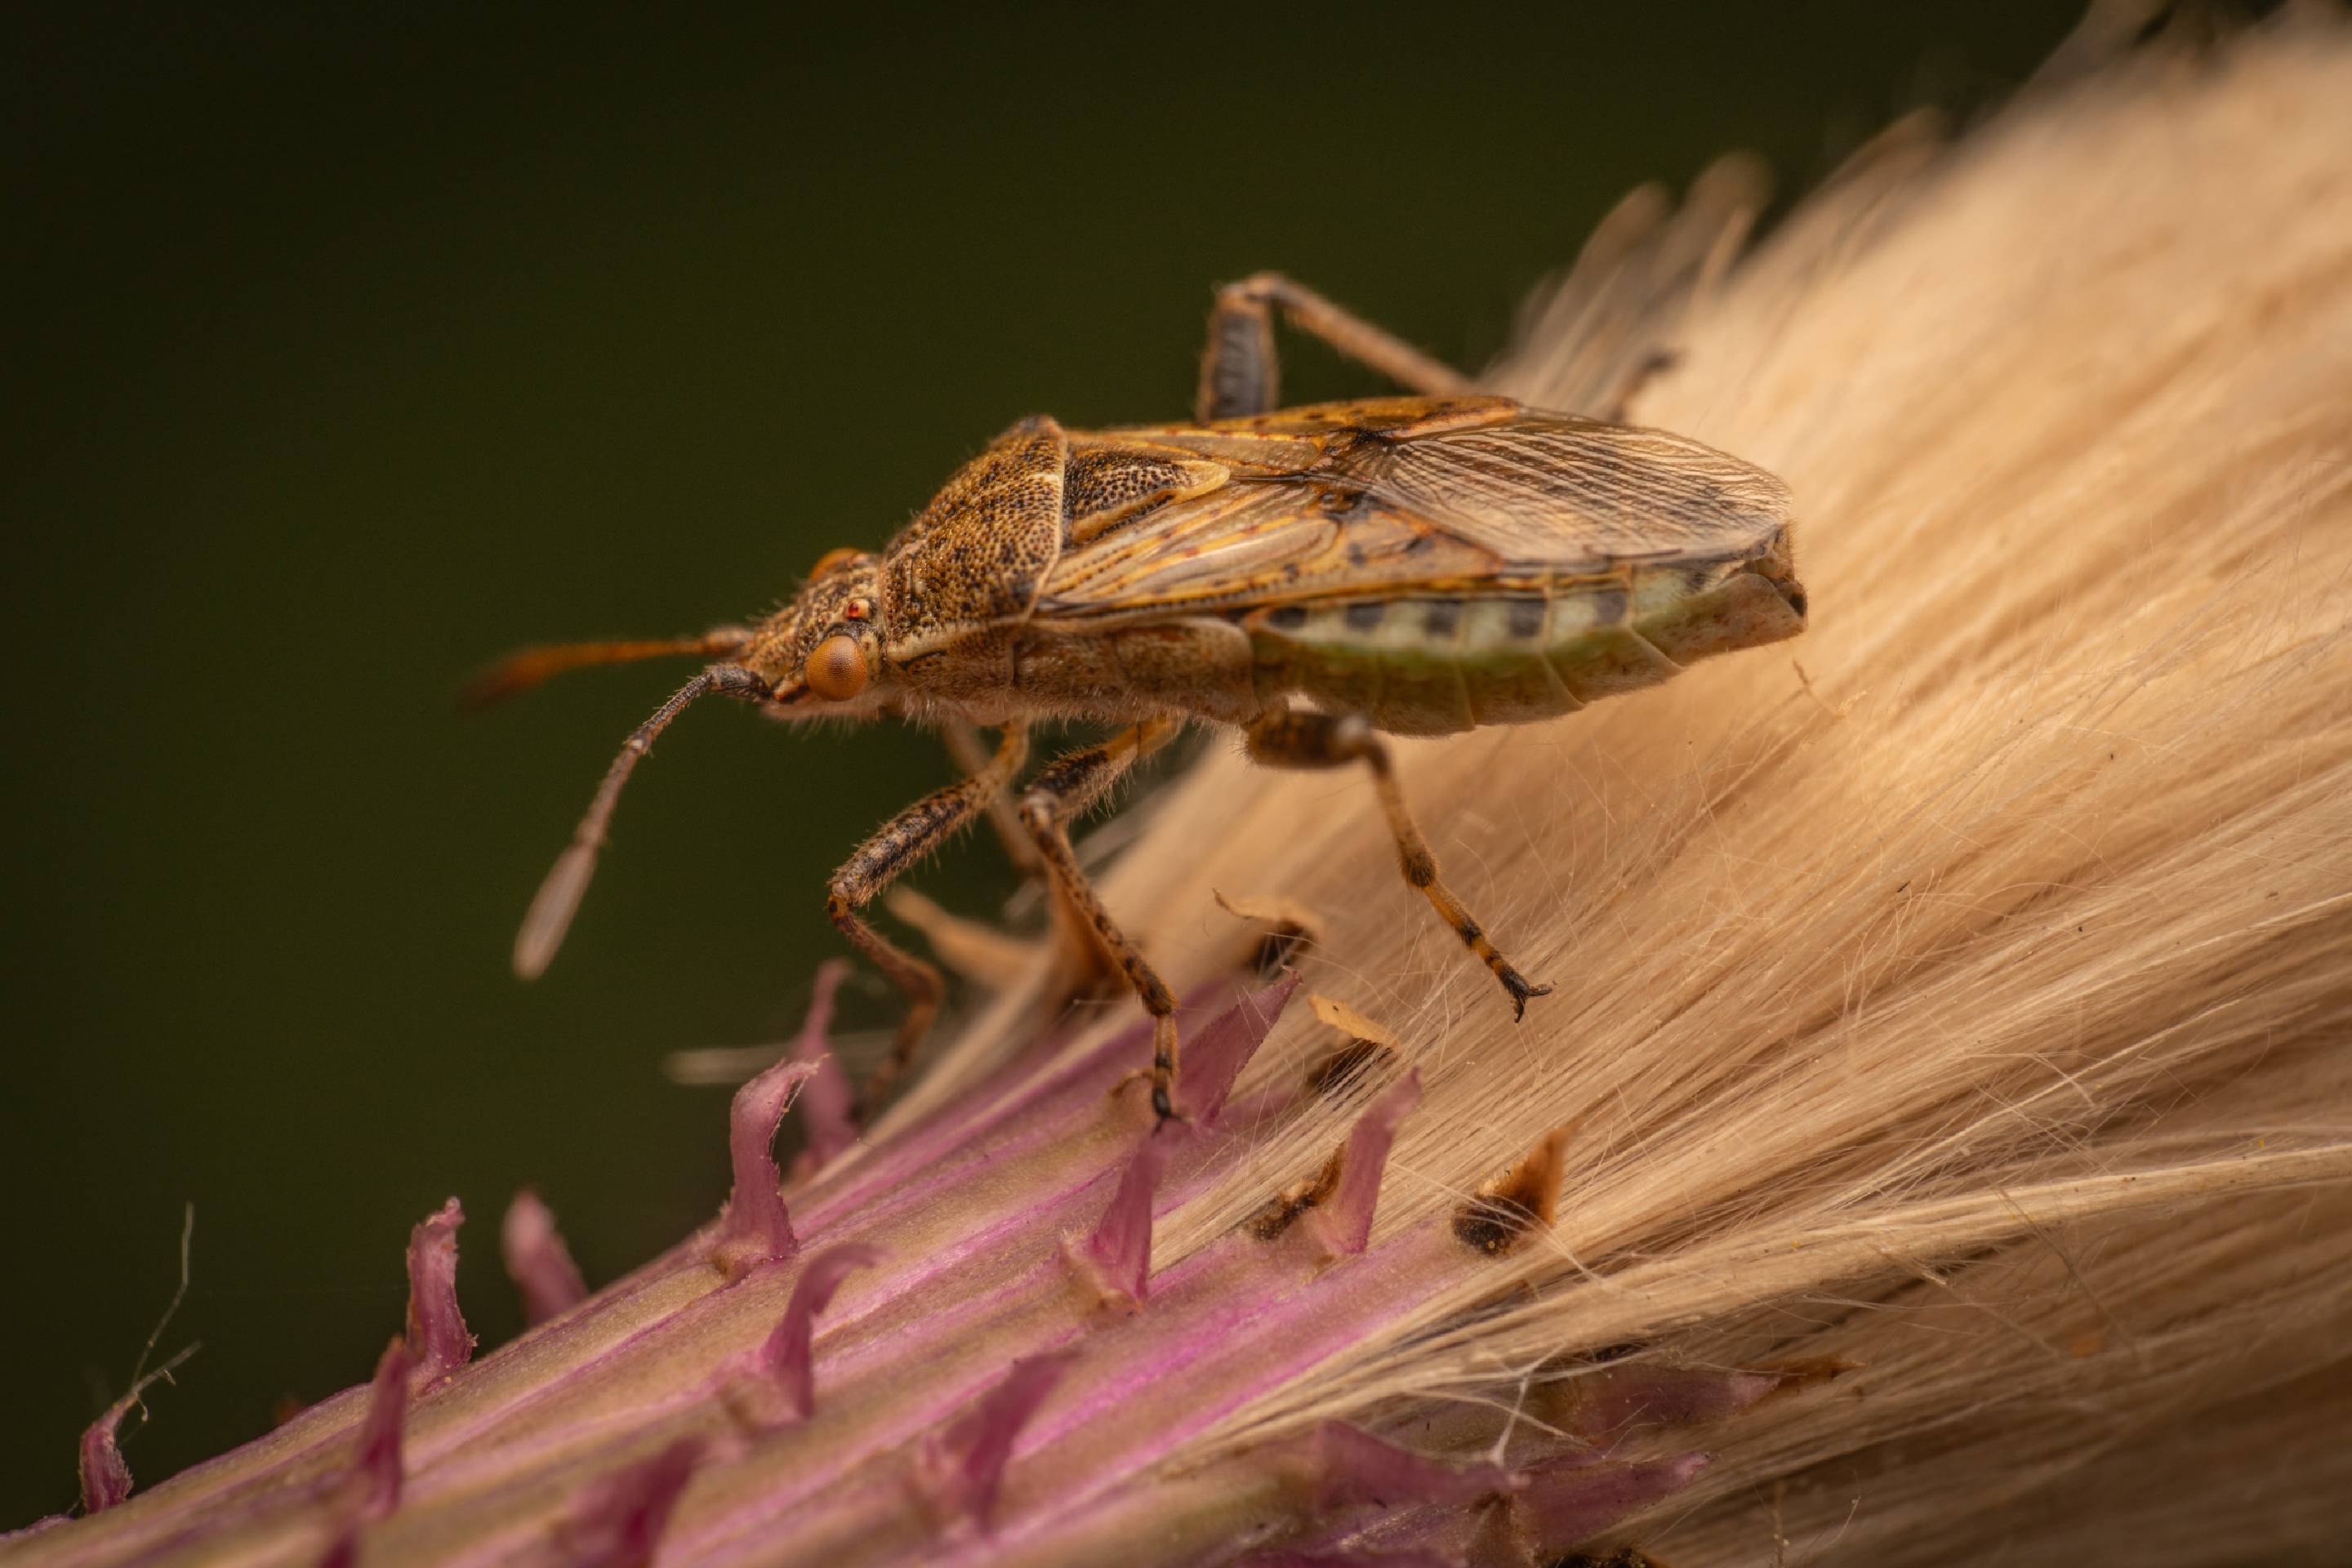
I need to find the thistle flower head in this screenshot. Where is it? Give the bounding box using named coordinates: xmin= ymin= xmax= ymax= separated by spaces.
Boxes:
xmin=24 ymin=16 xmax=2352 ymax=1568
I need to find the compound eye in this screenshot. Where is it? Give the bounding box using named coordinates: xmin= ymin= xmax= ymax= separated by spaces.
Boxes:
xmin=804 ymin=635 xmax=869 ymax=702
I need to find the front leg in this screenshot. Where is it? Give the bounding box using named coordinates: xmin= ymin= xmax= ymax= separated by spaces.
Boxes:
xmin=1196 ymin=271 xmax=1476 ymax=421
xmin=1018 ymin=718 xmax=1184 ymax=1120
xmin=830 ymin=722 xmax=1029 ymax=1106
xmin=1245 ymin=709 xmax=1551 ymax=1016
xmin=936 ymin=715 xmax=1116 ymax=996
xmin=939 ymin=717 xmax=1044 ymax=880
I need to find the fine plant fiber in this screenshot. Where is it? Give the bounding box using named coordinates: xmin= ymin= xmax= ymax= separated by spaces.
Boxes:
xmin=901 ymin=16 xmax=2352 ymax=1561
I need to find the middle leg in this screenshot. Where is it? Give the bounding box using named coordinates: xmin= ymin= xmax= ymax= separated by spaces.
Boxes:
xmin=1245 ymin=708 xmax=1551 ymax=1015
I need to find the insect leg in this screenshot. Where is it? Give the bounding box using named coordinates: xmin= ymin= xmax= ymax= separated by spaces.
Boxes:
xmin=1244 ymin=708 xmax=1552 ymax=1017
xmin=829 ymin=722 xmax=1031 ymax=1106
xmin=1196 ymin=271 xmax=1476 ymax=421
xmin=940 ymin=718 xmax=1045 ymax=880
xmin=937 ymin=716 xmax=1116 ymax=998
xmin=1018 ymin=718 xmax=1185 ymax=1120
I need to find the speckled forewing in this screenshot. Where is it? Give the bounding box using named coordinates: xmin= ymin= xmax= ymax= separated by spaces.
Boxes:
xmin=880 ymin=416 xmax=1068 ymax=657
xmin=1062 ymin=447 xmax=1227 ymax=544
xmin=1034 ymin=399 xmax=1793 ymax=621
xmin=1036 ymin=478 xmax=1498 ymax=622
xmin=1088 ymin=394 xmax=1512 ymax=475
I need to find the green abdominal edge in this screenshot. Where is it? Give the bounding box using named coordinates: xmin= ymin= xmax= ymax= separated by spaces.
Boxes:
xmin=1245 ymin=571 xmax=1804 ymax=736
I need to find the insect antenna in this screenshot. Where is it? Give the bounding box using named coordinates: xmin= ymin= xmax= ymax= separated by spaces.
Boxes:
xmin=461 ymin=628 xmax=753 ymax=710
xmin=513 ymin=664 xmax=773 ymax=980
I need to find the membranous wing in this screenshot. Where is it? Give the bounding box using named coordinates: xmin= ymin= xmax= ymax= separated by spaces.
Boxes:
xmin=1033 ymin=396 xmax=1792 ymax=625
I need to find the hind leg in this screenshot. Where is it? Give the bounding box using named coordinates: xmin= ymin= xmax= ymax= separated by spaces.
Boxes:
xmin=1244 ymin=708 xmax=1550 ymax=1014
xmin=1196 ymin=271 xmax=1475 ymax=421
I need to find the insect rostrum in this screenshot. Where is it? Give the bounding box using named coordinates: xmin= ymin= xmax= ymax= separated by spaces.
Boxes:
xmin=482 ymin=272 xmax=1806 ymax=1122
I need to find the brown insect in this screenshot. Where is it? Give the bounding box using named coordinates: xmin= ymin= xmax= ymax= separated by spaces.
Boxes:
xmin=479 ymin=274 xmax=1805 ymax=1122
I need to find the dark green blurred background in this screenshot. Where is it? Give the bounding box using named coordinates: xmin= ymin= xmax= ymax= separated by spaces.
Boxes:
xmin=2 ymin=3 xmax=2076 ymax=1525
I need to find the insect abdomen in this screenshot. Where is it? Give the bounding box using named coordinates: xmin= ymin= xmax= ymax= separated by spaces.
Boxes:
xmin=1242 ymin=563 xmax=1804 ymax=736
